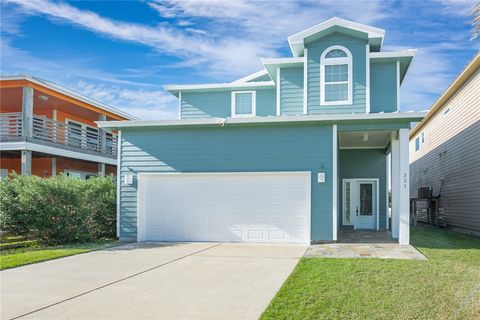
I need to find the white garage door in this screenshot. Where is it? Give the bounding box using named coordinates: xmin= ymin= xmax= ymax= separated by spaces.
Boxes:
xmin=137 ymin=172 xmax=311 ymax=244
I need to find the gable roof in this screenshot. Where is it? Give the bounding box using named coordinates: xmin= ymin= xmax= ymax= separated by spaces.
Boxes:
xmin=0 ymin=75 xmax=140 ymax=120
xmin=231 ymin=70 xmax=271 ymax=83
xmin=288 ymin=17 xmax=385 ymax=57
xmin=410 ymin=52 xmax=480 ymax=138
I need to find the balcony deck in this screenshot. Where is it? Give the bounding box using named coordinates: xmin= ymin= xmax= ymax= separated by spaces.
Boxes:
xmin=1 ymin=112 xmax=117 ymax=162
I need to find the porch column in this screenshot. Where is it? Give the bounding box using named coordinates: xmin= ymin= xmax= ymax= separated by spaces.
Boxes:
xmin=391 ymin=132 xmax=399 ymax=239
xmin=391 ymin=129 xmax=410 ymax=245
xmin=332 ymin=124 xmax=338 ymax=241
xmin=398 ymin=128 xmax=410 ymax=245
xmin=21 ymin=150 xmax=32 ymax=175
xmin=98 ymin=114 xmax=106 ymax=176
xmin=21 ymin=86 xmax=34 ymax=138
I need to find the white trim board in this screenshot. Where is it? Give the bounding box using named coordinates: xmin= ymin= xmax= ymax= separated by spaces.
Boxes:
xmin=332 ymin=124 xmax=338 ymax=240
xmin=97 ymin=111 xmax=427 ymax=130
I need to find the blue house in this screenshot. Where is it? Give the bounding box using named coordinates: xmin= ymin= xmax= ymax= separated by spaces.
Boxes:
xmin=99 ymin=18 xmax=425 ymax=245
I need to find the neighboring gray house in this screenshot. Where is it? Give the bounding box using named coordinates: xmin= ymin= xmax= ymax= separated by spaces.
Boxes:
xmin=409 ymin=53 xmax=480 ymax=235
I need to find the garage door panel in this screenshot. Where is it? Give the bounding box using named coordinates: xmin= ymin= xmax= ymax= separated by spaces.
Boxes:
xmin=138 ymin=172 xmax=311 ymax=243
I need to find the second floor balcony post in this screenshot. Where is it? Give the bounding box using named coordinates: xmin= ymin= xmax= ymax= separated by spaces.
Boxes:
xmin=21 ymin=86 xmax=33 ymax=175
xmin=98 ymin=113 xmax=107 ymax=176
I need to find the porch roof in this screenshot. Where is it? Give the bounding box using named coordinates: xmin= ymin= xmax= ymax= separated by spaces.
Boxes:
xmin=97 ymin=111 xmax=426 ymax=131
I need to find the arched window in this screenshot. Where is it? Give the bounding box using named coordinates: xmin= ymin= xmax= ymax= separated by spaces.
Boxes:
xmin=320 ymin=45 xmax=352 ymax=105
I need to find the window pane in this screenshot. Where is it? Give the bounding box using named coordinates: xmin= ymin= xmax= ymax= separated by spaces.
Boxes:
xmin=235 ymin=92 xmax=253 ymax=115
xmin=345 ymin=182 xmax=351 ymax=224
xmin=325 ymin=64 xmax=348 ymax=82
xmin=325 ymin=49 xmax=347 ymax=58
xmin=325 ymin=83 xmax=348 ymax=102
xmin=360 ymin=183 xmax=373 ymax=216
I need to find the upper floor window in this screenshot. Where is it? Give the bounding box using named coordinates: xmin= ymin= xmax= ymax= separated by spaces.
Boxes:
xmin=320 ymin=45 xmax=352 ymax=105
xmin=415 ymin=136 xmax=420 ymax=152
xmin=231 ymin=91 xmax=256 ymax=117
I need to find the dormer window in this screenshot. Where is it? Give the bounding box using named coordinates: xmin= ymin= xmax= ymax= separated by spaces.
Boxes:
xmin=231 ymin=91 xmax=256 ymax=117
xmin=320 ymin=46 xmax=352 ymax=105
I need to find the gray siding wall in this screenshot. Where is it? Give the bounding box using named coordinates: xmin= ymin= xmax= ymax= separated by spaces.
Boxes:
xmin=339 ymin=149 xmax=387 ymax=229
xmin=410 ymin=68 xmax=480 ymax=233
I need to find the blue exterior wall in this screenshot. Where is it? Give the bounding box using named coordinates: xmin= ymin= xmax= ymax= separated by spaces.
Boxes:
xmin=181 ymin=88 xmax=276 ymax=119
xmin=370 ymin=61 xmax=398 ymax=113
xmin=118 ymin=124 xmax=334 ymax=241
xmin=280 ymin=67 xmax=304 ymax=115
xmin=306 ymin=32 xmax=367 ymax=114
xmin=338 ymin=149 xmax=387 ymax=229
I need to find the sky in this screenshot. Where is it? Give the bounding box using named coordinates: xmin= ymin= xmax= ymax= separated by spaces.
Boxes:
xmin=1 ymin=0 xmax=478 ymax=120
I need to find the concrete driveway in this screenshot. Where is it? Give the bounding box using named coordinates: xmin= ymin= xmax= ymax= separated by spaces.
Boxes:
xmin=1 ymin=242 xmax=307 ymax=320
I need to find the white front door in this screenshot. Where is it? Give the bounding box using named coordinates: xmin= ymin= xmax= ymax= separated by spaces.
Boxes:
xmin=343 ymin=179 xmax=378 ymax=230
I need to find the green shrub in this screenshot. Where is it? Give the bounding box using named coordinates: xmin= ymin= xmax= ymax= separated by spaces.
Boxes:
xmin=0 ymin=174 xmax=116 ymax=244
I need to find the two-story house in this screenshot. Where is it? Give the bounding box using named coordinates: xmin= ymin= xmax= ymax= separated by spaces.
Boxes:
xmin=1 ymin=75 xmax=138 ymax=179
xmin=98 ymin=18 xmax=425 ymax=244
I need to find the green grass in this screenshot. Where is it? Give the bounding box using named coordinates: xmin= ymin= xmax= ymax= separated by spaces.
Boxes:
xmin=261 ymin=227 xmax=480 ymax=320
xmin=0 ymin=239 xmax=118 ymax=270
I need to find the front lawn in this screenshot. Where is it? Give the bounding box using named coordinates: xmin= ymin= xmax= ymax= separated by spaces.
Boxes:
xmin=261 ymin=227 xmax=480 ymax=320
xmin=0 ymin=239 xmax=118 ymax=270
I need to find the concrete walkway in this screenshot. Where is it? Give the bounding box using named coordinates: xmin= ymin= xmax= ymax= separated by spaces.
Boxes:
xmin=1 ymin=242 xmax=307 ymax=320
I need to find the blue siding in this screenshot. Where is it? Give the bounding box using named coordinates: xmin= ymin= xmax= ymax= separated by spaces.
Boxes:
xmin=118 ymin=124 xmax=334 ymax=241
xmin=256 ymin=89 xmax=277 ymax=117
xmin=280 ymin=67 xmax=304 ymax=115
xmin=181 ymin=91 xmax=230 ymax=119
xmin=306 ymin=32 xmax=367 ymax=114
xmin=370 ymin=61 xmax=397 ymax=113
xmin=181 ymin=89 xmax=276 ymax=119
xmin=338 ymin=149 xmax=387 ymax=229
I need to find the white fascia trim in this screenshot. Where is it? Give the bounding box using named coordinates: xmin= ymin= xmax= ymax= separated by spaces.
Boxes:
xmin=332 ymin=124 xmax=338 ymax=241
xmin=165 ymin=81 xmax=275 ymax=92
xmin=1 ymin=75 xmax=139 ymax=120
xmin=231 ymin=91 xmax=256 ymax=118
xmin=231 ymin=70 xmax=270 ymax=84
xmin=303 ymin=48 xmax=308 ymax=114
xmin=288 ymin=17 xmax=385 ymax=43
xmin=396 ymin=60 xmax=400 ymax=112
xmin=261 ymin=57 xmax=305 ymax=65
xmin=116 ymin=130 xmax=122 ymax=238
xmin=366 ymin=44 xmax=370 ymax=113
xmin=370 ymin=50 xmax=417 ymax=59
xmin=287 ymin=17 xmax=385 ymax=57
xmin=276 ymin=68 xmax=281 ymax=116
xmin=97 ymin=111 xmax=427 ymax=129
xmin=178 ymin=91 xmax=182 ymax=120
xmin=0 ymin=141 xmax=116 ymax=165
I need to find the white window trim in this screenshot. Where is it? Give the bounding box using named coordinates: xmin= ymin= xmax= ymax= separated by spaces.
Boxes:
xmin=231 ymin=91 xmax=256 ymax=117
xmin=320 ymin=45 xmax=353 ymax=106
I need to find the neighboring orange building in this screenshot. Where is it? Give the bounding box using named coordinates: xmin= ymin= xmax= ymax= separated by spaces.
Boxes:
xmin=0 ymin=75 xmax=138 ymax=179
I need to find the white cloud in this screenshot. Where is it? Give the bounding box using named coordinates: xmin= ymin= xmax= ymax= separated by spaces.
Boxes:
xmin=75 ymin=81 xmax=178 ymax=120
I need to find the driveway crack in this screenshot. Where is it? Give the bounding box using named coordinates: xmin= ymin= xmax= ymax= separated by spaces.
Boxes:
xmin=9 ymin=242 xmax=222 ymax=320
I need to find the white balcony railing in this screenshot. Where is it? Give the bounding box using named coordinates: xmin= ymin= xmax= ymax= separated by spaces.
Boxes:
xmin=0 ymin=112 xmax=117 ymax=157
